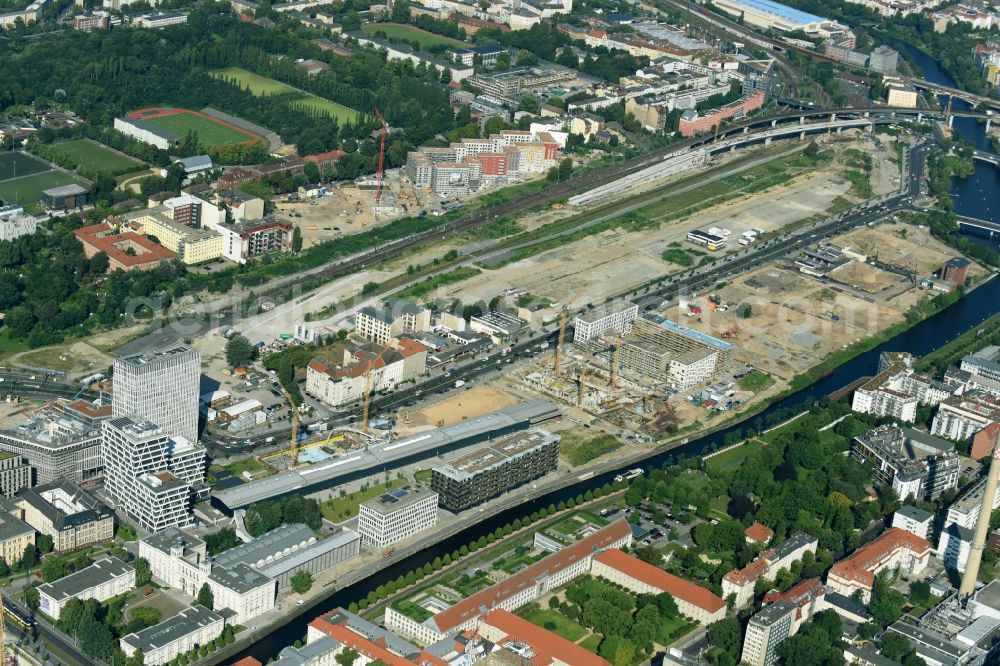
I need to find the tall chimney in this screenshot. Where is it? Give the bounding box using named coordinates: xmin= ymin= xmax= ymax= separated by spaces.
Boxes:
xmin=959 ymin=446 xmax=1000 ymax=598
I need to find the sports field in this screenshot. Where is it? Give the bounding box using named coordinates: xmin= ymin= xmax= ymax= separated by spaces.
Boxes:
xmin=0 ymin=170 xmax=88 ymax=213
xmin=138 ymin=111 xmax=257 ymax=148
xmin=49 ymin=140 xmax=145 ymax=176
xmin=361 ymin=22 xmax=465 ymax=48
xmin=211 ymin=67 xmax=359 ymax=124
xmin=0 ymin=152 xmax=51 ymax=181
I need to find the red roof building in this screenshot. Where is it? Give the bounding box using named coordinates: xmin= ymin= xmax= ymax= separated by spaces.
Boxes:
xmin=74 ymin=222 xmax=175 ymax=272
xmin=745 ymin=522 xmax=775 ymax=545
xmin=590 ymin=549 xmax=726 ymax=624
xmin=478 ymin=610 xmax=612 ymax=666
xmin=762 ymin=578 xmax=825 ymax=631
xmin=826 ymin=528 xmax=931 ymax=603
xmin=309 ymin=608 xmax=450 ymax=666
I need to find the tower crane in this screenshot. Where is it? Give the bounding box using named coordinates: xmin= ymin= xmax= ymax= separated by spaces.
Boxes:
xmin=281 ymin=385 xmax=300 ymax=467
xmin=553 ymin=288 xmax=585 ymax=378
xmin=374 ymin=108 xmax=388 ymax=205
xmin=361 ymin=347 xmax=392 ymax=435
xmin=610 ymin=336 xmax=621 ymax=389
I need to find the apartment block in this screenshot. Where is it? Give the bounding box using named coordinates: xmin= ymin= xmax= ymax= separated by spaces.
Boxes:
xmin=0 ymin=452 xmax=30 ymax=497
xmin=305 ymin=341 xmax=426 ymax=408
xmin=722 ymin=532 xmax=818 ymax=608
xmin=892 ymin=505 xmax=934 ymax=540
xmin=826 ymin=528 xmax=931 ymax=603
xmin=853 ymin=353 xmax=953 ymax=422
xmin=355 ymin=301 xmax=432 ymax=345
xmin=357 ymin=484 xmax=439 ymax=550
xmin=851 ymin=425 xmax=959 ymax=502
xmin=931 ymin=392 xmax=1000 ymax=442
xmin=741 ymin=600 xmax=796 ymax=666
xmin=572 ymin=301 xmax=639 ymax=343
xmin=431 ymin=429 xmax=559 ymax=512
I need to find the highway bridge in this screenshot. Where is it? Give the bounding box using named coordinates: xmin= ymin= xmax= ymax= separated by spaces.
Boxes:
xmin=973 ymin=150 xmax=1000 ymax=166
xmin=957 ymin=215 xmax=1000 ymax=237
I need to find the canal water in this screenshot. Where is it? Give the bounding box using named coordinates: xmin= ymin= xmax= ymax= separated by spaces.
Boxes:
xmin=234 ymin=51 xmax=1000 ymax=662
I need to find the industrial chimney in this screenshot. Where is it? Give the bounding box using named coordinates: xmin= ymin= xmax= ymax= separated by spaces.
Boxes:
xmin=959 ymin=446 xmax=1000 ymax=598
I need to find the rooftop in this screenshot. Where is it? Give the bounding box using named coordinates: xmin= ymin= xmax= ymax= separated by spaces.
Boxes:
xmin=16 ymin=482 xmax=112 ymax=531
xmin=731 ymin=0 xmax=828 ymax=26
xmin=749 ymin=599 xmax=795 ymax=627
xmin=593 ymin=549 xmax=725 ymax=613
xmin=828 ymin=528 xmax=931 ymax=589
xmin=38 ymin=557 xmax=132 ymax=601
xmin=362 ymin=484 xmax=437 ymax=516
xmin=433 ymin=428 xmax=558 ymax=481
xmin=208 ymin=561 xmax=273 ymax=595
xmin=482 ymin=609 xmax=612 ymax=666
xmin=745 ymin=522 xmax=774 ymax=543
xmin=896 ymin=505 xmax=934 ymax=523
xmin=574 ymin=300 xmax=638 ymax=324
xmin=213 ymin=523 xmax=316 ymax=570
xmin=42 ymin=184 xmax=88 ymax=197
xmin=116 ymin=343 xmax=198 ymax=369
xmin=641 ymin=314 xmax=732 ymax=351
xmin=121 ymin=605 xmax=224 ymax=653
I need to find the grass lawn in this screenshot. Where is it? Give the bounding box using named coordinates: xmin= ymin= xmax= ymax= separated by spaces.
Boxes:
xmin=395 ymin=267 xmax=481 ymax=301
xmin=413 ymin=469 xmax=433 ymax=484
xmin=144 ymin=112 xmax=255 ymax=148
xmin=0 ymin=170 xmax=88 ymax=213
xmin=737 ymin=369 xmax=774 ymax=393
xmin=362 ymin=22 xmax=465 ymax=48
xmin=49 ymin=139 xmax=145 ymax=176
xmin=211 ymin=67 xmax=359 ymax=124
xmin=516 ymin=606 xmax=588 ymax=642
xmin=578 ymin=634 xmax=602 ymax=652
xmin=0 ymin=152 xmax=51 ymax=180
xmin=705 ymin=438 xmax=768 ymax=474
xmin=225 ymin=457 xmax=270 ymax=478
xmin=659 ymin=617 xmax=697 ymax=645
xmin=559 ymin=428 xmax=623 ymax=466
xmin=321 ymin=477 xmax=407 ymax=522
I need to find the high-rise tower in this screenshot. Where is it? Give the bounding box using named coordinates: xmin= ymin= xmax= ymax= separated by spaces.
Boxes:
xmin=113 ymin=344 xmax=200 ymax=443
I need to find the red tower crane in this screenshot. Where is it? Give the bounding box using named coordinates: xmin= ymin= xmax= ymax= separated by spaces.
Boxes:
xmin=374 ymin=108 xmax=388 ymax=204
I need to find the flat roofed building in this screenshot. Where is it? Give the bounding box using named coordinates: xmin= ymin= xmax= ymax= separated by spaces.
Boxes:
xmin=477 ymin=609 xmax=612 ymax=666
xmin=113 ymin=344 xmax=200 ymax=444
xmin=356 ymin=300 xmax=432 ymax=345
xmin=384 ymin=520 xmax=632 ymax=644
xmin=852 ymin=357 xmax=951 ymax=423
xmin=16 ymin=481 xmax=114 ymax=551
xmin=826 ymin=528 xmax=931 ymax=603
xmin=945 ymin=473 xmax=1000 ymax=531
xmin=41 ymin=184 xmax=88 ymax=211
xmin=0 ymin=400 xmax=108 ymax=485
xmin=852 ymin=425 xmax=959 ymax=502
xmin=469 ymin=311 xmax=527 ymax=344
xmin=0 ymin=452 xmax=30 ymax=497
xmin=892 ymin=505 xmax=933 ymax=540
xmin=121 ymin=605 xmax=225 ymax=666
xmin=931 ymin=392 xmax=1000 ymax=443
xmin=741 ymin=600 xmax=796 ymax=666
xmin=358 ymin=484 xmax=438 ymax=549
xmin=126 ymin=207 xmax=224 ymax=264
xmin=114 ymin=117 xmax=178 ymax=150
xmin=572 ymin=301 xmax=638 ymax=343
xmin=590 ymin=549 xmax=726 ymax=624
xmin=134 ymin=471 xmax=193 ymax=533
xmin=431 ymin=429 xmax=559 ymax=512
xmin=0 ymin=205 xmax=38 ymax=241
xmin=38 ymin=556 xmax=134 ymax=620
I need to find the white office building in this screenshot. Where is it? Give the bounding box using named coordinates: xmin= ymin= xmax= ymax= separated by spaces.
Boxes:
xmin=572 ymin=301 xmax=639 ymax=342
xmin=0 ymin=205 xmax=37 ymax=241
xmin=38 ymin=557 xmax=135 ymax=620
xmin=121 ymin=605 xmax=225 ymax=666
xmin=358 ymin=484 xmax=439 ymax=550
xmin=113 ymin=344 xmax=200 ymax=443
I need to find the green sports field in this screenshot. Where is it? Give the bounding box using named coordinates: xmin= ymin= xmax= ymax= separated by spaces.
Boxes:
xmin=142 ymin=112 xmax=255 ymax=148
xmin=49 ymin=140 xmax=145 ymax=176
xmin=361 ymin=22 xmax=465 ymax=48
xmin=0 ymin=171 xmax=88 ymax=213
xmin=211 ymin=67 xmax=359 ymax=124
xmin=0 ymin=152 xmax=51 ymax=181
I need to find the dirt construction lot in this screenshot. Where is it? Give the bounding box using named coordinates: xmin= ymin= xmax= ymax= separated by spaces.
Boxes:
xmin=400 ymin=384 xmax=520 ymax=429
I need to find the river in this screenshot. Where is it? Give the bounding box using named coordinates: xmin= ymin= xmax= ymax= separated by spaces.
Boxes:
xmin=232 ymin=51 xmax=1000 ymax=663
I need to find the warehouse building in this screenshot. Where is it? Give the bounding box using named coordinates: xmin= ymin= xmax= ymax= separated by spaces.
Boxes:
xmin=16 ymin=481 xmax=114 ymax=552
xmin=212 ymin=401 xmax=560 ymax=513
xmin=572 ymin=301 xmax=639 ymax=343
xmin=38 ymin=556 xmax=134 ymax=620
xmin=358 ymin=484 xmax=439 ymax=550
xmin=121 ymin=605 xmax=225 ymax=666
xmin=431 ymin=429 xmax=559 ymax=512
xmin=711 ymin=0 xmax=851 ymax=40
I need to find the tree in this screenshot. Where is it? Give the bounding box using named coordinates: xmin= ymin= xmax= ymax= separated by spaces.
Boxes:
xmin=23 ymin=586 xmax=39 ymax=611
xmin=634 ymin=545 xmax=662 ymax=565
xmin=225 ymin=333 xmax=257 ymax=367
xmin=196 ymin=582 xmax=214 ymax=610
xmin=292 ymin=226 xmax=303 ymax=252
xmin=335 ymin=648 xmax=360 ymax=666
xmin=738 ymin=303 xmax=752 ymax=319
xmin=36 ymin=534 xmax=53 ymax=554
xmin=134 ymin=557 xmax=152 ymax=587
xmin=558 ymin=157 xmax=573 ymax=181
xmin=909 ymin=580 xmax=931 ymax=606
xmin=707 ymin=617 xmax=742 ymax=663
xmin=41 ymin=556 xmax=70 ymax=583
xmin=879 ymin=632 xmax=913 ymax=661
xmin=292 ymin=570 xmax=313 ymax=594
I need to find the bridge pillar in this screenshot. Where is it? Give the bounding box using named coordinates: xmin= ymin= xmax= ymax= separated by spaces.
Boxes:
xmin=731 ymin=145 xmax=736 ymax=153
xmin=917 ymin=113 xmax=922 ymax=122
xmin=837 ymin=127 xmax=843 ymax=134
xmin=799 ymin=116 xmax=805 ymax=125
xmin=988 ymin=118 xmax=993 ymax=132
xmin=864 ymin=111 xmax=870 ymax=118
xmin=743 ymin=126 xmax=749 ymax=134
xmin=771 ymin=119 xmax=777 ymax=127
xmin=948 ymin=115 xmax=954 ymax=129
xmin=765 ymin=136 xmax=772 ymax=146
xmin=830 ymin=113 xmax=836 ymax=122
xmin=867 ymin=124 xmax=874 ymax=134
xmin=800 ymin=131 xmax=806 ymax=141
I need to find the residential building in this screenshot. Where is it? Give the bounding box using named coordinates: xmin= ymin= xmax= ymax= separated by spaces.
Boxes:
xmin=102 ymin=417 xmax=205 ymax=532
xmin=973 ymin=421 xmax=1000 ymax=460
xmin=358 ymin=484 xmax=438 ymax=550
xmin=590 ymin=549 xmax=726 ymax=624
xmin=216 ymin=217 xmax=292 ymax=264
xmin=125 ymin=207 xmax=224 ymax=264
xmin=851 ymin=425 xmax=960 ymax=501
xmin=741 ymin=600 xmax=797 ymax=666
xmin=113 ymin=344 xmax=200 ymax=443
xmin=942 ymin=473 xmax=1000 ymax=533
xmin=468 ymin=311 xmax=526 ymax=344
xmin=678 ymin=91 xmax=766 ymax=137
xmin=214 ymin=189 xmax=265 ymax=223
xmin=932 ymin=3 xmax=997 ymax=32
xmin=932 ymin=392 xmax=1000 ymax=443
xmin=974 ymin=41 xmax=1000 ymax=86
xmin=826 ymin=528 xmax=931 ymax=602
xmin=762 ymin=578 xmax=826 ymax=635
xmin=746 ymin=522 xmax=775 ymax=545
xmin=868 ymin=45 xmax=900 ymax=72
xmin=308 ymin=608 xmax=451 ymax=666
xmin=16 ymin=482 xmax=114 ymax=551
xmin=121 ymin=605 xmax=226 ymax=666
xmin=385 ymin=520 xmax=632 ymax=644
xmin=74 ymin=221 xmax=175 ymax=272
xmin=892 ymin=505 xmax=934 ymax=540
xmin=41 ymin=184 xmax=88 ymax=211
xmin=572 ymin=301 xmax=639 ymax=343
xmin=621 ymin=315 xmax=733 ymax=388
xmin=0 ymin=452 xmax=30 ymax=497
xmin=139 ymin=528 xmax=276 ymax=623
xmin=938 ymin=521 xmax=974 ymax=571
xmin=0 ymin=205 xmax=37 ymax=241
xmin=723 ymin=532 xmax=818 ymax=608
xmin=0 ymin=399 xmax=108 ymax=485
xmin=431 ymin=429 xmax=559 ymax=512
xmin=304 ymin=341 xmax=427 ymax=408
xmin=37 ymin=557 xmax=134 ymax=620
xmin=355 ymin=301 xmax=432 ymax=345
xmin=0 ymin=499 xmax=34 ymax=565
xmin=961 ymin=345 xmax=1000 ymax=383
xmin=852 ymin=353 xmax=951 ymax=422
xmin=477 ymin=609 xmax=613 ymax=666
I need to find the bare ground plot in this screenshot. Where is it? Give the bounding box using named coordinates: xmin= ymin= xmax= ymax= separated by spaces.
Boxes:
xmin=836 ymin=223 xmax=981 ymax=278
xmin=404 ymin=385 xmax=520 ymax=428
xmin=8 ymin=341 xmax=113 ymax=380
xmin=828 ymin=261 xmax=906 ymax=295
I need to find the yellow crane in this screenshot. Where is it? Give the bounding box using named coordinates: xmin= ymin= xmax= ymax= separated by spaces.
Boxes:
xmin=610 ymin=337 xmax=621 ymax=389
xmin=361 ymin=346 xmax=392 ymax=434
xmin=281 ymin=385 xmax=300 ymax=467
xmin=553 ymin=288 xmax=586 ymax=378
